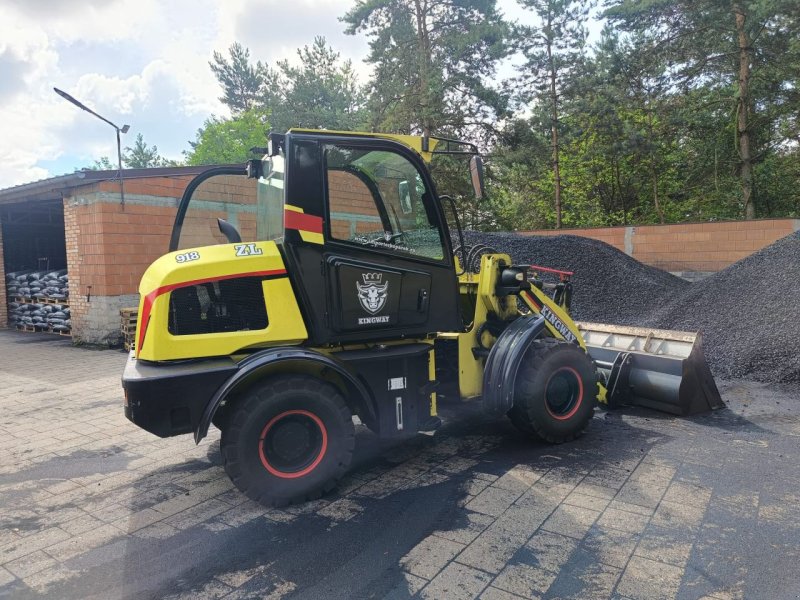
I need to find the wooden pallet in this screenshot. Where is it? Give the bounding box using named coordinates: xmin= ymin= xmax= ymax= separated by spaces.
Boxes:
xmin=13 ymin=323 xmax=71 ymax=336
xmin=121 ymin=307 xmax=138 ymax=351
xmin=13 ymin=296 xmax=69 ymax=307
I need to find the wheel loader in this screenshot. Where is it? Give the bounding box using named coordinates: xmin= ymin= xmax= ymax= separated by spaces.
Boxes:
xmin=122 ymin=129 xmax=723 ymax=506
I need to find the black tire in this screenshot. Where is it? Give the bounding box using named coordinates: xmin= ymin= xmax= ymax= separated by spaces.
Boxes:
xmin=221 ymin=375 xmax=355 ymax=507
xmin=509 ymin=338 xmax=597 ymax=443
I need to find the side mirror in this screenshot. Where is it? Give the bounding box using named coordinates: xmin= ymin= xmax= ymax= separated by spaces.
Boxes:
xmin=469 ymin=155 xmax=485 ymax=200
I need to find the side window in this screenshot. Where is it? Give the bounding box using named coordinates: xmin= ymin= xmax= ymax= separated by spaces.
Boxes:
xmin=324 ymin=145 xmax=445 ymax=261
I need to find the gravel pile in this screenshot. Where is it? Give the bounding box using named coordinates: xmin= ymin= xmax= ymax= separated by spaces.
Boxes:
xmin=641 ymin=231 xmax=800 ymax=383
xmin=463 ymin=232 xmax=688 ymax=324
xmin=463 ymin=230 xmax=800 ymax=383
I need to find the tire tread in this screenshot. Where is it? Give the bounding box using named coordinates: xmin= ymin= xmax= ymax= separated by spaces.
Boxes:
xmin=221 ymin=376 xmax=355 ymax=507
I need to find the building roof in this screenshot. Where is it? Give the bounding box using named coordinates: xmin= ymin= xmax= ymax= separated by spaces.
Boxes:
xmin=0 ymin=165 xmax=230 ymax=205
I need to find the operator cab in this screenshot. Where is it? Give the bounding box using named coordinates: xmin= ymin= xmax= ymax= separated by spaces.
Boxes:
xmin=170 ymin=130 xmax=483 ymax=346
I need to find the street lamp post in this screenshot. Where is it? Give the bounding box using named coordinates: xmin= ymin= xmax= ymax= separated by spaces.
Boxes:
xmin=54 ymin=87 xmax=130 ymax=208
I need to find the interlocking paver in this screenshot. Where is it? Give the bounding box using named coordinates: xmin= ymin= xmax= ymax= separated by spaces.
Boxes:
xmin=616 ymin=555 xmax=683 ymax=600
xmin=420 ymin=562 xmax=492 ymax=600
xmin=400 ymin=535 xmax=465 ymax=580
xmin=492 ymin=562 xmax=558 ymax=598
xmin=1 ymin=332 xmax=800 ymax=599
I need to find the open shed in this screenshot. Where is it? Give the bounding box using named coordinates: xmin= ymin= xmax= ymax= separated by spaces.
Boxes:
xmin=0 ymin=166 xmax=217 ymax=344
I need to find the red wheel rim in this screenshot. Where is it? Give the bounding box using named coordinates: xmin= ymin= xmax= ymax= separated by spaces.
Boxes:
xmin=544 ymin=366 xmax=584 ymax=420
xmin=258 ymin=409 xmax=328 ymax=479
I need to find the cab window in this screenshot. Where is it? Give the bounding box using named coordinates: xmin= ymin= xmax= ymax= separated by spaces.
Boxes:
xmin=173 ymin=155 xmax=284 ymax=251
xmin=324 ymin=145 xmax=445 ymax=261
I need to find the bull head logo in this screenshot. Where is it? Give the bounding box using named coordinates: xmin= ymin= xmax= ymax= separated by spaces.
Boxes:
xmin=356 ymin=272 xmax=389 ymax=315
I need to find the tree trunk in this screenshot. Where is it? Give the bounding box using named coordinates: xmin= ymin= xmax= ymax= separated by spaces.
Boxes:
xmin=413 ymin=0 xmax=432 ymax=138
xmin=646 ymin=105 xmax=665 ymax=223
xmin=546 ymin=28 xmax=562 ymax=229
xmin=733 ymin=2 xmax=755 ymax=219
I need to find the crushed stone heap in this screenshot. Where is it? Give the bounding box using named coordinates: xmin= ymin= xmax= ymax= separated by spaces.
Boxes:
xmin=642 ymin=231 xmax=800 ymax=383
xmin=464 ymin=232 xmax=688 ymax=324
xmin=463 ymin=230 xmax=800 ymax=383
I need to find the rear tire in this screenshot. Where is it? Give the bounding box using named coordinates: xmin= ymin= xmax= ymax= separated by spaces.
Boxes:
xmin=221 ymin=375 xmax=354 ymax=507
xmin=509 ymin=338 xmax=597 ymax=443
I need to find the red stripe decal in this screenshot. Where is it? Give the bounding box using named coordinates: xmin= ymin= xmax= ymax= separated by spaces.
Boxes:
xmin=136 ymin=268 xmax=287 ymax=354
xmin=284 ymin=210 xmax=323 ymax=234
xmin=522 ymin=290 xmax=541 ymax=312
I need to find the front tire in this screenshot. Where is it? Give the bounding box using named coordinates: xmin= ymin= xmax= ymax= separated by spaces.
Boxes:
xmin=221 ymin=375 xmax=355 ymax=507
xmin=509 ymin=338 xmax=597 ymax=443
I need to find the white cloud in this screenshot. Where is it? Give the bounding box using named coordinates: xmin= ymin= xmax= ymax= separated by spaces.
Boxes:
xmin=0 ymin=0 xmax=377 ymax=187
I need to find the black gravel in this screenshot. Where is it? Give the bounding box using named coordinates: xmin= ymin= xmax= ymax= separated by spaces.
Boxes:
xmin=463 ymin=231 xmax=688 ymax=324
xmin=463 ymin=230 xmax=800 ymax=383
xmin=641 ymin=231 xmax=800 ymax=383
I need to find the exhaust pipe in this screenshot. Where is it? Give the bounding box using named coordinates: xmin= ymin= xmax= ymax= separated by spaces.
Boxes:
xmin=577 ymin=322 xmax=725 ymax=416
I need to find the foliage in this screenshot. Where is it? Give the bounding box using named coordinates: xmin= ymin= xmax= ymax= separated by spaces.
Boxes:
xmin=208 ymin=37 xmax=365 ymax=133
xmin=209 ymin=42 xmax=269 ymax=115
xmin=86 ymin=133 xmax=178 ymax=170
xmin=187 ymin=1 xmax=800 ymax=227
xmin=514 ymin=0 xmax=593 ymax=228
xmin=341 ymin=0 xmax=510 ymax=140
xmin=271 ymin=37 xmax=366 ymax=132
xmin=184 ymin=109 xmax=270 ymax=165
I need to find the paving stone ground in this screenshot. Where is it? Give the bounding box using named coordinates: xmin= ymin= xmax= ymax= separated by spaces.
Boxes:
xmin=1 ymin=329 xmax=800 ymax=600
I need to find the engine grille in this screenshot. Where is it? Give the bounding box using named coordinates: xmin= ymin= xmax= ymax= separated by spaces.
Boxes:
xmin=168 ymin=276 xmax=268 ymax=336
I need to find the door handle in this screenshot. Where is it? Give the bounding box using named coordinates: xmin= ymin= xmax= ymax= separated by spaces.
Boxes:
xmin=417 ymin=288 xmax=429 ymax=312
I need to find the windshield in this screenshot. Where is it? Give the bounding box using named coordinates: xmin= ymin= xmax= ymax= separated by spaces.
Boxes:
xmin=173 ymin=155 xmax=285 ymax=251
xmin=324 ymin=145 xmax=445 ymax=261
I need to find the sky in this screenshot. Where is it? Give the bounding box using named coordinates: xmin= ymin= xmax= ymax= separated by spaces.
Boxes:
xmin=0 ymin=0 xmax=568 ymax=190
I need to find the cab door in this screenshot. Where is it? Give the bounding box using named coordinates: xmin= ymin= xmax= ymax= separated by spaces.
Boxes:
xmin=281 ymin=134 xmax=462 ymax=345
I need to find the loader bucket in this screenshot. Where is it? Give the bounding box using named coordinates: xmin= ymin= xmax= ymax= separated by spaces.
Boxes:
xmin=577 ymin=322 xmax=725 ymax=416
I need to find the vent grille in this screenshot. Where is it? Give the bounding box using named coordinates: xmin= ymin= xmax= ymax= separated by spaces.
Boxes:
xmin=168 ymin=277 xmax=268 ymax=336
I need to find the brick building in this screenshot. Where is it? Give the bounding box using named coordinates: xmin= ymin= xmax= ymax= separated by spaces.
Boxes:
xmin=0 ymin=166 xmax=216 ymax=344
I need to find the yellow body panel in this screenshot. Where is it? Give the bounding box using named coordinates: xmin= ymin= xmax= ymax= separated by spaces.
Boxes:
xmin=136 ymin=241 xmax=307 ymax=361
xmin=521 ymin=286 xmax=586 ymax=350
xmin=448 ymin=253 xmax=606 ymax=404
xmin=455 ymin=254 xmax=518 ymax=399
xmin=428 ymin=349 xmax=437 ymax=416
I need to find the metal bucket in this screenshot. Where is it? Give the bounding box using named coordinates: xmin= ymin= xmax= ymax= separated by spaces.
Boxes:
xmin=577 ymin=322 xmax=725 ymax=416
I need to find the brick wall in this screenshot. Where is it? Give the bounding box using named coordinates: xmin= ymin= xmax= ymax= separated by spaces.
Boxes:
xmin=328 ymin=170 xmax=383 ymax=239
xmin=521 ymin=219 xmax=800 ymax=273
xmin=0 ymin=222 xmax=6 ymax=328
xmin=64 ymin=177 xmax=189 ymax=343
xmin=63 ymin=174 xmax=264 ymax=344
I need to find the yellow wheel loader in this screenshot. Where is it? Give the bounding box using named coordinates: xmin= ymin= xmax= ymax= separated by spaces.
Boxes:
xmin=122 ymin=129 xmax=723 ymax=506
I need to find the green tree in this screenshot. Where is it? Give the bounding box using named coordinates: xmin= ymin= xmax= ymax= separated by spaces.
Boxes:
xmin=515 ymin=0 xmax=592 ymax=228
xmin=603 ymin=0 xmax=800 ymax=219
xmin=123 ymin=133 xmax=165 ymax=168
xmin=342 ymin=0 xmax=510 ymax=139
xmin=271 ymin=37 xmax=366 ymax=132
xmin=89 ymin=156 xmax=115 ymax=170
xmin=210 ymin=42 xmax=272 ymax=115
xmin=86 ymin=134 xmax=178 ymax=170
xmin=184 ymin=109 xmax=271 ymax=165
xmin=208 ymin=38 xmax=365 ymax=133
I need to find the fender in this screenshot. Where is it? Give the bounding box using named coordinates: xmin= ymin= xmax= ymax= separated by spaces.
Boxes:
xmin=194 ymin=346 xmax=374 ymax=443
xmin=482 ymin=315 xmax=547 ymax=415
